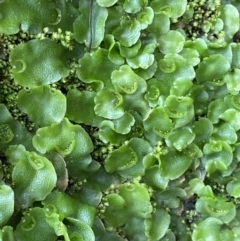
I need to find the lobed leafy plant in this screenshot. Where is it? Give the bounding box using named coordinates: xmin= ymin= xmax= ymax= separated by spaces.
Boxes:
xmin=1 ymin=0 xmax=240 ymax=240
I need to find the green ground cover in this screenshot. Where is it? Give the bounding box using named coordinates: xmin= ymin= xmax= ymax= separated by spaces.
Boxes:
xmin=1 ymin=0 xmax=240 ymax=240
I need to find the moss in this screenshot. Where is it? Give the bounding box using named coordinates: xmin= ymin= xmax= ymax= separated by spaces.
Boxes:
xmin=1 ymin=0 xmax=240 ymax=240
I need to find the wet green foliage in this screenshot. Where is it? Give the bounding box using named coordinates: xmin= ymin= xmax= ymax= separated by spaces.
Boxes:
xmin=1 ymin=0 xmax=240 ymax=240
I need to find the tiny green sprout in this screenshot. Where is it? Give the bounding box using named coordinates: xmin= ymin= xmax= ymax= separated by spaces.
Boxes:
xmin=0 ymin=124 xmax=14 ymax=143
